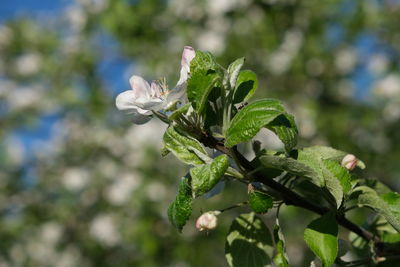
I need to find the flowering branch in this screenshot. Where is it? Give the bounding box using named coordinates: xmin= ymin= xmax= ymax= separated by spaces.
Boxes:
xmin=117 ymin=47 xmax=400 ymax=266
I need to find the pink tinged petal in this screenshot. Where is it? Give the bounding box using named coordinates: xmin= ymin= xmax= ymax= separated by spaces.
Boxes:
xmin=150 ymin=81 xmax=162 ymax=98
xmin=177 ymin=46 xmax=195 ymax=87
xmin=341 ymin=154 xmax=358 ymax=170
xmin=181 ymin=46 xmax=195 ymax=73
xmin=195 ymin=211 xmax=220 ymax=231
xmin=129 ymin=75 xmax=151 ymax=99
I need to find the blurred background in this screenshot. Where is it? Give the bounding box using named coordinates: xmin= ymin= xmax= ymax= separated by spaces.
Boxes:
xmin=0 ymin=0 xmax=400 ymax=266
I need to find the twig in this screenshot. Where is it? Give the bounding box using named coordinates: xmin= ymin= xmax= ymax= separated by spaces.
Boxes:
xmin=219 ymin=202 xmax=248 ymax=213
xmin=198 ymin=132 xmax=383 ymax=248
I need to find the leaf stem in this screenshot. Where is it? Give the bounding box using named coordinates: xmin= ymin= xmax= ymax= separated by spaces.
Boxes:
xmin=219 ymin=201 xmax=248 ymax=213
xmin=344 ymin=205 xmax=359 ymax=213
xmin=226 ymin=167 xmax=245 ymax=180
xmin=152 ymin=111 xmax=170 ymax=124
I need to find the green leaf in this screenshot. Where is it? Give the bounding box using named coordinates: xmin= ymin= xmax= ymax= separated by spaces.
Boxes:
xmin=168 ymin=177 xmax=193 ymax=232
xmin=260 ymin=150 xmax=352 ymax=207
xmin=225 ymin=213 xmax=273 ymax=267
xmin=301 ymin=146 xmax=366 ymax=169
xmin=187 ymin=51 xmax=222 ymax=113
xmin=322 ymin=160 xmax=352 ymax=194
xmin=381 ymin=192 xmax=400 ymax=222
xmin=304 ymin=212 xmax=338 ymax=267
xmin=169 ymin=103 xmax=191 ymax=121
xmin=273 ymin=219 xmax=289 ymax=267
xmin=382 ymin=232 xmax=400 ymax=243
xmin=163 ymin=126 xmax=208 ymax=165
xmin=297 ymin=148 xmax=351 ymax=207
xmin=203 ymin=86 xmax=223 ymax=129
xmin=225 ymin=57 xmax=245 ymax=89
xmin=355 ymin=186 xmax=400 ymax=232
xmin=266 ymin=113 xmax=298 ymax=153
xmin=233 ymin=70 xmax=258 ymax=103
xmin=225 ymin=99 xmax=297 ymax=152
xmin=259 ymin=154 xmax=320 ymax=185
xmin=248 ymin=190 xmax=273 ymax=214
xmin=190 ymin=155 xmax=229 ymax=198
xmin=302 ymin=146 xmax=348 ymax=161
xmin=224 ymin=99 xmax=284 ymax=148
xmin=190 ymin=50 xmax=220 ymax=73
xmin=364 ymin=179 xmax=393 ymax=194
xmin=187 ymin=71 xmax=219 ymax=114
xmin=348 ymin=231 xmax=369 ymax=256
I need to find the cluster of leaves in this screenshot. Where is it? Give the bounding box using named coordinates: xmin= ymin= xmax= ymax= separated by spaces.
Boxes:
xmin=162 ymin=50 xmax=400 ymax=266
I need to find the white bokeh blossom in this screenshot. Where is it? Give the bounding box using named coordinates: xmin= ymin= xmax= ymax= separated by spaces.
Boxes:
xmin=62 ymin=167 xmax=90 ymax=191
xmin=106 ymin=172 xmax=140 ymax=205
xmin=373 ymin=74 xmax=400 ymax=98
xmin=89 ymin=214 xmax=121 ymax=246
xmin=14 ymin=53 xmax=42 ymax=76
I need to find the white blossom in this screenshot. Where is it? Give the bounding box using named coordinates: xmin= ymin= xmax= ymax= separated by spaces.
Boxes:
xmin=116 ymin=46 xmax=195 ymax=124
xmin=106 ymin=173 xmax=140 ymax=205
xmin=383 ymin=101 xmax=400 ymax=122
xmin=197 ymin=30 xmax=225 ymax=55
xmin=368 ymin=53 xmax=389 ymax=75
xmin=76 ymin=0 xmax=107 ymax=13
xmin=14 ymin=53 xmax=42 ymax=76
xmin=335 ymin=47 xmax=358 ymax=74
xmin=146 ymin=182 xmax=167 ymax=202
xmin=66 ymin=6 xmax=87 ymax=31
xmin=5 ymin=136 xmax=24 ymax=167
xmin=0 ymin=25 xmax=12 ymax=49
xmin=374 ymin=74 xmax=400 ymax=98
xmin=57 ymin=246 xmax=83 ymax=267
xmin=268 ymin=29 xmax=303 ymax=74
xmin=40 ymin=222 xmax=63 ymax=245
xmin=6 ymin=85 xmax=44 ymax=111
xmin=62 ymin=168 xmax=90 ymax=191
xmin=89 ymin=214 xmax=121 ymax=246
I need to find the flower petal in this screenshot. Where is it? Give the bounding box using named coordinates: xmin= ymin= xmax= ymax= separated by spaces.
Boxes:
xmin=177 ymin=66 xmax=189 ymax=87
xmin=177 ymin=46 xmax=195 ymax=86
xmin=136 ymin=107 xmax=152 ymax=115
xmin=181 ymin=46 xmax=195 ymax=72
xmin=129 ymin=75 xmax=151 ymax=99
xmin=131 ymin=110 xmax=152 ymax=124
xmin=116 ymin=91 xmax=152 ymax=124
xmin=166 ymin=84 xmax=186 ymax=108
xmin=115 ymin=90 xmax=138 ymax=111
xmin=135 ymin=98 xmax=164 ymax=111
xmin=150 ymin=81 xmax=162 ymax=98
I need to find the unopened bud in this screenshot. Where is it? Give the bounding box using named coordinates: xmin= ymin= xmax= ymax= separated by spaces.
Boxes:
xmin=341 ymin=154 xmax=358 ymax=170
xmin=195 ymin=211 xmax=221 ymax=231
xmin=248 ymin=183 xmax=255 ymax=194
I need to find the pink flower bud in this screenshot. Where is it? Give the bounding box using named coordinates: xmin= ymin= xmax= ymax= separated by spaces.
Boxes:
xmin=195 ymin=211 xmax=221 ymax=231
xmin=341 ymin=154 xmax=358 ymax=170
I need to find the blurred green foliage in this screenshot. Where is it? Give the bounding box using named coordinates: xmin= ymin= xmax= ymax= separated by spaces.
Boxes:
xmin=0 ymin=0 xmax=400 ymax=266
